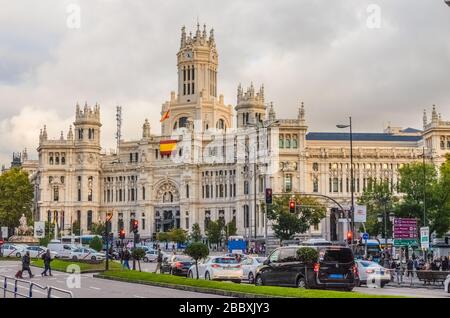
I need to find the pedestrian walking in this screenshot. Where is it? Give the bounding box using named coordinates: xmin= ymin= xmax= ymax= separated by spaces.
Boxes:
xmin=155 ymin=249 xmax=163 ymax=274
xmin=41 ymin=250 xmax=53 ymax=277
xmin=442 ymin=257 xmax=449 ymax=271
xmin=122 ymin=248 xmax=131 ymax=270
xmin=20 ymin=251 xmax=34 ymax=279
xmin=406 ymin=258 xmax=414 ymax=278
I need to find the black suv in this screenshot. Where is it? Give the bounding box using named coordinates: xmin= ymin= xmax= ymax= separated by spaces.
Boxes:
xmin=255 ymin=245 xmax=358 ymax=291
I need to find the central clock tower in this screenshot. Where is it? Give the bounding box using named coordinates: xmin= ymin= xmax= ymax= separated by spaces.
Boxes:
xmin=177 ymin=23 xmax=218 ymax=103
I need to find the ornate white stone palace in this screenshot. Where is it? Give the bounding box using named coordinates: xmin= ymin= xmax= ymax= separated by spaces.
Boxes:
xmin=18 ymin=24 xmax=450 ymax=242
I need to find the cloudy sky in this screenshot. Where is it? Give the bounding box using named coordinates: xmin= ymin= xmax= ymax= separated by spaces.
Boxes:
xmin=1 ymin=0 xmax=449 ymax=166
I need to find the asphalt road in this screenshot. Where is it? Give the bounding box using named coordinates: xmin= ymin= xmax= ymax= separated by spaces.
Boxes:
xmin=1 ymin=260 xmax=448 ymax=298
xmin=0 ymin=261 xmax=226 ymax=298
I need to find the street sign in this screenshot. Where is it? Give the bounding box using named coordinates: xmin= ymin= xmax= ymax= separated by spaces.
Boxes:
xmin=420 ymin=227 xmax=430 ymax=249
xmin=393 ymin=218 xmax=418 ymax=239
xmin=354 ymin=205 xmax=367 ymax=223
xmin=362 ymin=233 xmax=369 ymax=240
xmin=1 ymin=227 xmax=7 ymax=239
xmin=34 ymin=221 xmax=45 ymax=238
xmin=394 ymin=239 xmax=418 ymax=247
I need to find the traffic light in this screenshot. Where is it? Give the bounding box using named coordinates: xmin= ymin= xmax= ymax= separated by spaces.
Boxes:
xmin=289 ymin=199 xmax=296 ymax=213
xmin=265 ymin=188 xmax=273 ymax=204
xmin=132 ymin=219 xmax=139 ymax=234
xmin=346 ymin=231 xmax=353 ymax=245
xmin=119 ymin=228 xmax=125 ymax=240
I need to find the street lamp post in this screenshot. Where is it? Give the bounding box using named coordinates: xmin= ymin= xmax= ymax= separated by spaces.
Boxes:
xmin=337 ymin=117 xmax=354 ymax=249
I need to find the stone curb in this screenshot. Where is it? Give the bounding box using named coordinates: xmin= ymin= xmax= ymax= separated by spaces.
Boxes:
xmin=93 ymin=274 xmax=280 ymax=298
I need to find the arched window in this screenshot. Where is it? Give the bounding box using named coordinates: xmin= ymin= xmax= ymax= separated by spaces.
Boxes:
xmin=216 ymin=119 xmax=225 ymax=129
xmin=55 ymin=153 xmax=60 ymax=165
xmin=61 ymin=153 xmax=66 ymax=165
xmin=279 ymin=135 xmax=284 ymax=148
xmin=292 ymin=135 xmax=298 ymax=148
xmin=179 ymin=117 xmax=188 ymax=128
xmin=285 ymin=135 xmax=291 ymax=148
xmin=49 ymin=153 xmax=54 ymax=165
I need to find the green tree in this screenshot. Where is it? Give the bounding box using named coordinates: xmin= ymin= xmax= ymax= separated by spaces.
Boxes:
xmin=224 ymin=219 xmax=237 ymax=239
xmin=91 ymin=222 xmax=106 ymax=236
xmin=358 ymin=179 xmax=396 ymax=237
xmin=132 ymin=248 xmax=146 ymax=272
xmin=396 ymin=161 xmax=450 ymax=236
xmin=185 ymin=242 xmax=209 ymax=279
xmin=71 ymin=220 xmax=81 ymax=236
xmin=190 ymin=223 xmax=202 ymax=242
xmin=268 ymin=194 xmax=326 ymax=243
xmin=89 ymin=236 xmax=103 ymax=252
xmin=205 ymin=220 xmax=223 ymax=246
xmin=168 ymin=228 xmax=188 ymax=245
xmin=157 ymin=232 xmax=169 ymax=242
xmin=0 ymin=168 xmax=34 ymax=232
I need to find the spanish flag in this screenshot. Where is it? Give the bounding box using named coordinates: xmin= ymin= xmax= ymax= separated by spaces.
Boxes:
xmin=160 ymin=140 xmax=177 ymax=155
xmin=160 ymin=109 xmax=170 ymax=122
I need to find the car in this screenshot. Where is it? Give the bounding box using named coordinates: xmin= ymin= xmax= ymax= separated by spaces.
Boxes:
xmin=444 ymin=274 xmax=450 ymax=294
xmin=47 ymin=242 xmax=79 ymax=259
xmin=70 ymin=247 xmax=105 ymax=261
xmin=143 ymin=250 xmax=169 ymax=263
xmin=355 ymin=260 xmax=391 ymax=288
xmin=161 ymin=255 xmax=194 ymax=276
xmin=0 ymin=244 xmax=27 ymax=258
xmin=255 ymin=245 xmax=358 ymax=291
xmin=187 ymin=256 xmax=243 ymax=283
xmin=25 ymin=246 xmax=58 ymax=259
xmin=241 ymin=256 xmax=266 ymax=283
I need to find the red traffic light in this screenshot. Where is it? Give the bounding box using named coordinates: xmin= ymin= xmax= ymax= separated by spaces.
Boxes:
xmin=347 ymin=231 xmax=353 ymax=239
xmin=119 ymin=229 xmax=125 ymax=239
xmin=289 ymin=200 xmax=296 ymax=213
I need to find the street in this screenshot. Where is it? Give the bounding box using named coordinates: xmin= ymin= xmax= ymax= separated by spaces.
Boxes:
xmin=0 ymin=261 xmax=227 ymax=298
xmin=1 ymin=261 xmax=449 ymax=298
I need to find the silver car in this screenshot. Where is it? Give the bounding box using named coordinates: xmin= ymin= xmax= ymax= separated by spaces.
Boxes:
xmin=188 ymin=256 xmax=243 ymax=282
xmin=356 ymin=260 xmax=391 ymax=288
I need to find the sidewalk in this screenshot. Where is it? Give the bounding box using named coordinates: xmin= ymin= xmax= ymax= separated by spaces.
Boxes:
xmin=386 ymin=274 xmax=444 ymax=289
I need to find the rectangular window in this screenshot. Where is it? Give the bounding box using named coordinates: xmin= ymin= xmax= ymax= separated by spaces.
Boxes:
xmin=142 ymin=187 xmax=146 ymax=200
xmin=186 ymin=184 xmax=189 ymax=198
xmin=284 ymin=175 xmax=292 ymax=192
xmin=333 ymin=178 xmax=339 ymax=193
xmin=87 ymin=211 xmax=93 ymax=231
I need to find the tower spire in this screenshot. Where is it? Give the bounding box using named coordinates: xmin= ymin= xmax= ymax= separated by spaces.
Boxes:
xmin=423 ymin=109 xmax=427 ymax=128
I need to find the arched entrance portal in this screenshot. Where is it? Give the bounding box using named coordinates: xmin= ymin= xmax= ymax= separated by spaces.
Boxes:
xmin=154 ymin=182 xmax=180 ymax=233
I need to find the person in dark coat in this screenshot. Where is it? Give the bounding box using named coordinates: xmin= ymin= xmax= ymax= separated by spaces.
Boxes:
xmin=41 ymin=249 xmax=53 ymax=277
xmin=21 ymin=251 xmax=34 ymax=278
xmin=155 ymin=249 xmax=163 ymax=274
xmin=406 ymin=258 xmax=414 ymax=277
xmin=441 ymin=257 xmax=449 ymax=271
xmin=122 ymin=248 xmax=131 ymax=270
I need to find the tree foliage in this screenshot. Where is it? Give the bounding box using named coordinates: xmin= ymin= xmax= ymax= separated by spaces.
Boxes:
xmin=91 ymin=222 xmax=106 ymax=236
xmin=358 ymin=179 xmax=396 ymax=237
xmin=205 ymin=220 xmax=224 ymax=245
xmin=190 ymin=223 xmax=202 ymax=242
xmin=185 ymin=242 xmax=209 ymax=279
xmin=268 ymin=195 xmax=326 ymax=243
xmin=0 ymin=168 xmax=34 ymax=231
xmin=224 ymin=219 xmax=237 ymax=239
xmin=297 ymin=247 xmax=319 ymax=264
xmin=168 ymin=228 xmax=188 ymax=244
xmin=89 ymin=236 xmax=103 ymax=252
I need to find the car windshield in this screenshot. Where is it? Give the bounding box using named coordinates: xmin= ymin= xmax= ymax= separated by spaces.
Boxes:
xmin=174 ymin=256 xmax=193 ymax=262
xmin=320 ymin=248 xmax=353 ymax=263
xmin=213 ymin=258 xmax=239 ymax=264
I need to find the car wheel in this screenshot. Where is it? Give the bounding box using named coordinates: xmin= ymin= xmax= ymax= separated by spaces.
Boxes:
xmin=16 ymin=253 xmax=21 ymax=258
xmin=72 ymin=256 xmax=78 ymax=261
xmin=91 ymin=256 xmax=96 ymax=261
xmin=143 ymin=257 xmax=149 ymax=263
xmin=248 ymin=272 xmax=255 ymax=284
xmin=297 ymin=277 xmax=307 ymax=289
xmin=381 ymin=282 xmax=387 ymax=288
xmin=205 ymin=272 xmax=211 ymax=280
xmin=255 ymin=275 xmax=264 ymax=286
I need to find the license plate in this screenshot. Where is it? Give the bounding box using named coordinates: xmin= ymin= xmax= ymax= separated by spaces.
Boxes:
xmin=380 ymin=271 xmax=385 ymax=275
xmin=329 ymin=274 xmax=344 ymax=279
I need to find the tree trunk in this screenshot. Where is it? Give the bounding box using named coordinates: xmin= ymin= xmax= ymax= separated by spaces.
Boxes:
xmin=195 ymin=261 xmax=199 ymax=279
xmin=138 ymin=260 xmax=141 ymax=272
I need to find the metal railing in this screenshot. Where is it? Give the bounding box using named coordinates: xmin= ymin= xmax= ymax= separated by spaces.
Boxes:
xmin=1 ymin=275 xmax=73 ymax=298
xmin=363 ymin=269 xmax=449 ymax=288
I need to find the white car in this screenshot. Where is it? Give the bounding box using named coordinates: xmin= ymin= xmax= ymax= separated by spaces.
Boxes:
xmin=356 ymin=260 xmax=391 ymax=288
xmin=47 ymin=242 xmax=79 ymax=259
xmin=188 ymin=256 xmax=243 ymax=282
xmin=444 ymin=274 xmax=450 ymax=294
xmin=143 ymin=250 xmax=169 ymax=263
xmin=26 ymin=246 xmax=58 ymax=259
xmin=70 ymin=247 xmax=105 ymax=261
xmin=241 ymin=256 xmax=266 ymax=283
xmin=0 ymin=244 xmax=27 ymax=258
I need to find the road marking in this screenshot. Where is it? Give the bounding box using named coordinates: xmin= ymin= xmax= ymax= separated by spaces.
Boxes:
xmin=89 ymin=286 xmax=101 ymax=290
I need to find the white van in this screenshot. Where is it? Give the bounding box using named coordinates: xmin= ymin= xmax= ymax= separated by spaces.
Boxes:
xmin=47 ymin=240 xmax=79 ymax=259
